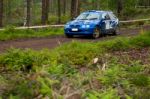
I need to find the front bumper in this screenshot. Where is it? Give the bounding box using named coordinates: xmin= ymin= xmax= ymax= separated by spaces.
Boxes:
xmin=64 ymin=27 xmax=95 ymax=35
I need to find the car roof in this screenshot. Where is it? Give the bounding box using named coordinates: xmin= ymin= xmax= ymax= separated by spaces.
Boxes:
xmin=83 ymin=10 xmax=113 ymax=14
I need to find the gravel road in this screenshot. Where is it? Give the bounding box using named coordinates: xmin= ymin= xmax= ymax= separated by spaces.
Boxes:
xmin=0 ymin=25 xmax=150 ymax=53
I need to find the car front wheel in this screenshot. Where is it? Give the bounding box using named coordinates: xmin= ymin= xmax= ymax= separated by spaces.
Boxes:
xmin=66 ymin=34 xmax=73 ymax=38
xmin=92 ymin=27 xmax=101 ymax=39
xmin=112 ymin=26 xmax=119 ymax=35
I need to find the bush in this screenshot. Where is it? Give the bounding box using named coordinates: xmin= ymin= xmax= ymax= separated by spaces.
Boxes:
xmin=130 ymin=31 xmax=150 ymax=47
xmin=130 ymin=74 xmax=149 ymax=87
xmin=84 ymin=89 xmax=120 ymax=99
xmin=98 ymin=37 xmax=130 ymax=51
xmin=51 ymin=41 xmax=101 ymax=67
xmin=0 ymin=49 xmax=52 ymax=71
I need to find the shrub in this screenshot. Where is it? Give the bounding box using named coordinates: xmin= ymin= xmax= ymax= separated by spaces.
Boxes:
xmin=49 ymin=16 xmax=58 ymax=24
xmin=84 ymin=89 xmax=120 ymax=99
xmin=51 ymin=41 xmax=101 ymax=67
xmin=0 ymin=49 xmax=51 ymax=71
xmin=130 ymin=32 xmax=150 ymax=47
xmin=130 ymin=74 xmax=149 ymax=87
xmin=98 ymin=37 xmax=130 ymax=51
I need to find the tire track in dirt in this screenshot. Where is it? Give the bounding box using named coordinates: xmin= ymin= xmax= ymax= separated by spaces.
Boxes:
xmin=0 ymin=25 xmax=150 ymax=53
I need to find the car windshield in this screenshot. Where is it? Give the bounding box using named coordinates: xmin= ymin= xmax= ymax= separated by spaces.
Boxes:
xmin=76 ymin=13 xmax=102 ymax=20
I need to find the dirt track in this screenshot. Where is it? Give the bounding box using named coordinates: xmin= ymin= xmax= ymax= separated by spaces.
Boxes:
xmin=0 ymin=25 xmax=150 ymax=53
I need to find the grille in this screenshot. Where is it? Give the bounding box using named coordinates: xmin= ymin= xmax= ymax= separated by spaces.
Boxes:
xmin=70 ymin=25 xmax=80 ymax=28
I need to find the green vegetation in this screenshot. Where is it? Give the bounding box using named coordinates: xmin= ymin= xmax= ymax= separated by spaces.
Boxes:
xmin=0 ymin=0 xmax=150 ymax=98
xmin=0 ymin=31 xmax=150 ymax=98
xmin=0 ymin=26 xmax=64 ymax=41
xmin=1 ymin=0 xmax=150 ymax=26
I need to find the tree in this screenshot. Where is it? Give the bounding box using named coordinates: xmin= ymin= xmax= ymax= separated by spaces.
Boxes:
xmin=63 ymin=0 xmax=66 ymax=15
xmin=41 ymin=0 xmax=49 ymax=25
xmin=117 ymin=0 xmax=123 ymax=16
xmin=71 ymin=0 xmax=80 ymax=19
xmin=0 ymin=0 xmax=3 ymax=27
xmin=26 ymin=0 xmax=31 ymax=26
xmin=77 ymin=0 xmax=80 ymax=15
xmin=71 ymin=0 xmax=75 ymax=19
xmin=57 ymin=0 xmax=61 ymax=23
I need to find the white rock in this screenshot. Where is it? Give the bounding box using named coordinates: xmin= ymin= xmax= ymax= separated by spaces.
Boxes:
xmin=93 ymin=58 xmax=99 ymax=64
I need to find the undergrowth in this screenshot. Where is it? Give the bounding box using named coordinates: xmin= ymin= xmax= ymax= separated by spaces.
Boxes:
xmin=0 ymin=26 xmax=64 ymax=41
xmin=0 ymin=31 xmax=150 ymax=98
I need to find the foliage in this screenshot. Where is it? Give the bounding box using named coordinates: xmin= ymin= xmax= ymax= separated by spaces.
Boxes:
xmin=0 ymin=31 xmax=150 ymax=98
xmin=84 ymin=89 xmax=120 ymax=99
xmin=0 ymin=27 xmax=64 ymax=41
xmin=51 ymin=41 xmax=101 ymax=67
xmin=0 ymin=48 xmax=53 ymax=71
xmin=2 ymin=0 xmax=150 ymax=26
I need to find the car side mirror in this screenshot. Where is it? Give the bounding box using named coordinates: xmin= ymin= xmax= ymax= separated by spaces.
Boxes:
xmin=103 ymin=16 xmax=107 ymax=20
xmin=71 ymin=17 xmax=76 ymax=20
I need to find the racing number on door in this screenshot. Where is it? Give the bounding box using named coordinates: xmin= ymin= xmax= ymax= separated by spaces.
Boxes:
xmin=105 ymin=14 xmax=111 ymax=30
xmin=105 ymin=21 xmax=110 ymax=29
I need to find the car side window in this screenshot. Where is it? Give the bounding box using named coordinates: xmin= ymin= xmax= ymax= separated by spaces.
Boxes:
xmin=105 ymin=14 xmax=111 ymax=20
xmin=108 ymin=13 xmax=117 ymax=20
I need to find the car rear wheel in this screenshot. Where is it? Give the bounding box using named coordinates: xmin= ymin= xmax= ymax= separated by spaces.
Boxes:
xmin=92 ymin=27 xmax=100 ymax=39
xmin=112 ymin=26 xmax=119 ymax=35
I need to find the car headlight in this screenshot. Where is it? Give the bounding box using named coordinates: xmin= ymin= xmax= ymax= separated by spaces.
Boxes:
xmin=82 ymin=25 xmax=86 ymax=28
xmin=86 ymin=25 xmax=90 ymax=28
xmin=82 ymin=25 xmax=90 ymax=28
xmin=65 ymin=24 xmax=70 ymax=28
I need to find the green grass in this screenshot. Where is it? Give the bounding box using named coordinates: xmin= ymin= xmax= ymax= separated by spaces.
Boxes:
xmin=0 ymin=26 xmax=64 ymax=41
xmin=0 ymin=31 xmax=150 ymax=98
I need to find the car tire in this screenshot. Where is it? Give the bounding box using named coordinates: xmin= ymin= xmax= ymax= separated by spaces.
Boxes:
xmin=92 ymin=27 xmax=101 ymax=39
xmin=112 ymin=26 xmax=119 ymax=35
xmin=66 ymin=34 xmax=73 ymax=38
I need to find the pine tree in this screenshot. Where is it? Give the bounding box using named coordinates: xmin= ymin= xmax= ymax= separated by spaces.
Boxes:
xmin=71 ymin=0 xmax=80 ymax=19
xmin=57 ymin=0 xmax=61 ymax=23
xmin=63 ymin=0 xmax=66 ymax=15
xmin=42 ymin=0 xmax=49 ymax=25
xmin=117 ymin=0 xmax=123 ymax=16
xmin=26 ymin=0 xmax=31 ymax=26
xmin=0 ymin=0 xmax=3 ymax=27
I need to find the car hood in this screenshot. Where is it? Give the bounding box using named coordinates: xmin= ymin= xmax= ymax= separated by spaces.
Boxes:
xmin=68 ymin=20 xmax=100 ymax=25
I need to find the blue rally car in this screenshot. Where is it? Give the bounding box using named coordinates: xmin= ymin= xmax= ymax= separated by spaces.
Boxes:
xmin=64 ymin=10 xmax=119 ymax=38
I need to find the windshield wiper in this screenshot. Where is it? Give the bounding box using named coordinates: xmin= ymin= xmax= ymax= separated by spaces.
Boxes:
xmin=88 ymin=18 xmax=98 ymax=20
xmin=79 ymin=19 xmax=87 ymax=20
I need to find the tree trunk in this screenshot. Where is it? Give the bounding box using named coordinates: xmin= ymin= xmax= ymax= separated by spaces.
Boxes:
xmin=6 ymin=0 xmax=11 ymax=25
xmin=117 ymin=0 xmax=123 ymax=16
xmin=57 ymin=0 xmax=61 ymax=23
xmin=26 ymin=0 xmax=31 ymax=26
xmin=42 ymin=0 xmax=49 ymax=25
xmin=77 ymin=0 xmax=80 ymax=15
xmin=46 ymin=0 xmax=49 ymax=22
xmin=71 ymin=0 xmax=75 ymax=19
xmin=0 ymin=0 xmax=3 ymax=27
xmin=42 ymin=0 xmax=46 ymax=24
xmin=71 ymin=0 xmax=80 ymax=19
xmin=63 ymin=0 xmax=66 ymax=15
